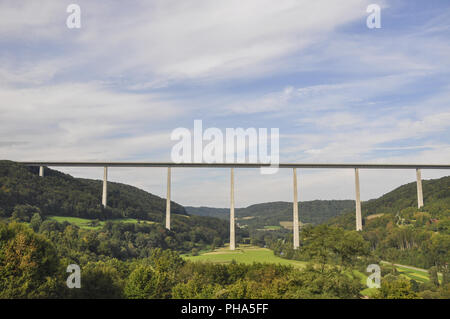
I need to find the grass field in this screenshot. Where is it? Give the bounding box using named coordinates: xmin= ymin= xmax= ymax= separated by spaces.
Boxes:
xmin=279 ymin=221 xmax=293 ymax=229
xmin=262 ymin=225 xmax=282 ymax=230
xmin=240 ymin=216 xmax=255 ymax=220
xmin=382 ymin=261 xmax=442 ymax=283
xmin=397 ymin=266 xmax=430 ymax=283
xmin=184 ymin=245 xmax=307 ymax=268
xmin=381 ymin=263 xmax=442 ymax=283
xmin=366 ymin=213 xmax=384 ymax=220
xmin=279 ymin=221 xmax=306 ymax=230
xmin=48 ymin=216 xmax=155 ymax=230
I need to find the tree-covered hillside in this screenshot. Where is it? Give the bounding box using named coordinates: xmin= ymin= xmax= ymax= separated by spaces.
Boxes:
xmin=329 ymin=175 xmax=450 ymax=230
xmin=184 ymin=206 xmax=229 ymax=219
xmin=314 ymin=175 xmax=450 ymax=270
xmin=0 ymin=160 xmax=233 ymax=254
xmin=186 ymin=200 xmax=354 ymax=228
xmin=0 ymin=160 xmax=186 ymax=222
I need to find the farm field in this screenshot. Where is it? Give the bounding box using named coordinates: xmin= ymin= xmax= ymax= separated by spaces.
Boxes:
xmin=184 ymin=245 xmax=307 ymax=268
xmin=381 ymin=263 xmax=442 ymax=283
xmin=279 ymin=221 xmax=307 ymax=230
xmin=396 ymin=266 xmax=430 ymax=283
xmin=48 ymin=216 xmax=155 ymax=230
xmin=279 ymin=221 xmax=293 ymax=229
xmin=262 ymin=225 xmax=282 ymax=230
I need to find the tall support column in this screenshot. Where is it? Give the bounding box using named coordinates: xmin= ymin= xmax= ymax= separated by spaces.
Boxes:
xmin=230 ymin=168 xmax=235 ymax=250
xmin=355 ymin=168 xmax=362 ymax=231
xmin=102 ymin=166 xmax=108 ymax=208
xmin=293 ymin=168 xmax=300 ymax=249
xmin=39 ymin=166 xmax=44 ymax=177
xmin=166 ymin=167 xmax=171 ymax=230
xmin=416 ymin=168 xmax=424 ymax=209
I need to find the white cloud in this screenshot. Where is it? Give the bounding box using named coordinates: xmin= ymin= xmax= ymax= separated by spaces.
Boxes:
xmin=0 ymin=1 xmax=64 ymax=39
xmin=1 ymin=0 xmax=376 ymax=84
xmin=0 ymin=82 xmax=181 ymax=161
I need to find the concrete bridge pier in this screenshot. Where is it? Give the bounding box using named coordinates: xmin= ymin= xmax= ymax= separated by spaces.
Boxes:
xmin=230 ymin=168 xmax=235 ymax=250
xmin=166 ymin=167 xmax=171 ymax=230
xmin=416 ymin=168 xmax=424 ymax=208
xmin=355 ymin=168 xmax=362 ymax=231
xmin=39 ymin=166 xmax=44 ymax=177
xmin=293 ymin=168 xmax=299 ymax=249
xmin=102 ymin=166 xmax=108 ymax=207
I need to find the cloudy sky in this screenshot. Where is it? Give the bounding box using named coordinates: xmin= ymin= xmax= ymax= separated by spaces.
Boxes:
xmin=1 ymin=0 xmax=449 ymax=207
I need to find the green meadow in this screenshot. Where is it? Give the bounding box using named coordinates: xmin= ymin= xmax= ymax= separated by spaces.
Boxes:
xmin=263 ymin=225 xmax=282 ymax=230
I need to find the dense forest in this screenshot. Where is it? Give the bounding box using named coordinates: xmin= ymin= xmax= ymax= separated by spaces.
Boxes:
xmin=1 ymin=221 xmax=448 ymax=299
xmin=0 ymin=221 xmax=369 ymax=299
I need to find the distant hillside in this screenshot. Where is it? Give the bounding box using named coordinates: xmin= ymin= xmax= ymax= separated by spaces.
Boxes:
xmin=187 ymin=176 xmax=450 ymax=231
xmin=329 ymin=175 xmax=450 ymax=229
xmin=185 ymin=206 xmax=229 ymax=219
xmin=186 ymin=200 xmax=355 ymax=228
xmin=0 ymin=160 xmax=186 ymax=222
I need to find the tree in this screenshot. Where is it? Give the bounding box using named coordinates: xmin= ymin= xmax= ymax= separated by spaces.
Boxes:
xmin=376 ymin=277 xmax=419 ymax=299
xmin=334 ymin=229 xmax=370 ymax=266
xmin=30 ymin=213 xmax=43 ymax=232
xmin=442 ymin=266 xmax=449 ymax=285
xmin=300 ymin=225 xmax=369 ymax=270
xmin=284 ymin=265 xmax=362 ymax=299
xmin=429 ymin=266 xmax=440 ymax=287
xmin=0 ymin=222 xmax=63 ymax=298
xmin=124 ymin=265 xmax=158 ymax=299
xmin=68 ymin=261 xmax=124 ymax=299
xmin=11 ymin=204 xmax=41 ymax=222
xmin=172 ymin=273 xmax=222 ymax=298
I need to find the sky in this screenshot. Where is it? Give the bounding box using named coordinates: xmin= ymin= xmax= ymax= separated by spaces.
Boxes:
xmin=1 ymin=0 xmax=449 ymax=207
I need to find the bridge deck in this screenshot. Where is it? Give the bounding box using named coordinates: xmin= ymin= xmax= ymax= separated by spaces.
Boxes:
xmin=18 ymin=162 xmax=450 ymax=169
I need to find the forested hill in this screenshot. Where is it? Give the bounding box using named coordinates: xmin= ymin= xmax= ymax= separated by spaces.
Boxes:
xmin=187 ymin=176 xmax=450 ymax=230
xmin=184 ymin=206 xmax=229 ymax=219
xmin=329 ymin=175 xmax=450 ymax=229
xmin=186 ymin=200 xmax=355 ymax=227
xmin=0 ymin=160 xmax=186 ymax=221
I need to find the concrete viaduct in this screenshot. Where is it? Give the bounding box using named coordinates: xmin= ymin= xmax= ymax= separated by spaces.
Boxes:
xmin=20 ymin=162 xmax=450 ymax=250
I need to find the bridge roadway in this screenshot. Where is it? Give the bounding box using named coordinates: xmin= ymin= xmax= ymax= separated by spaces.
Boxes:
xmin=18 ymin=161 xmax=450 ymax=169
